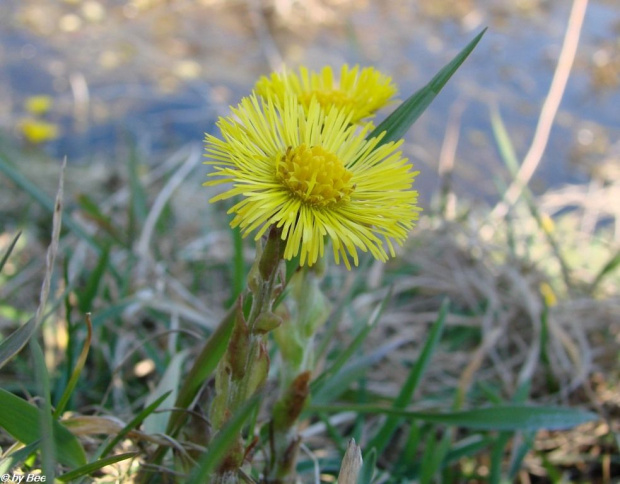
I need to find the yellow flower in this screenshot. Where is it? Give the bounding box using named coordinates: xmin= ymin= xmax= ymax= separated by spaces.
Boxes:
xmin=540 ymin=282 xmax=557 ymax=307
xmin=20 ymin=118 xmax=60 ymax=144
xmin=204 ymin=94 xmax=420 ymax=269
xmin=25 ymin=95 xmax=54 ymax=115
xmin=254 ymin=65 xmax=397 ymax=125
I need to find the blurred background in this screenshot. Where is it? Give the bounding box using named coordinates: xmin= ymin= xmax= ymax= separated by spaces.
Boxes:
xmin=1 ymin=0 xmax=618 ymax=202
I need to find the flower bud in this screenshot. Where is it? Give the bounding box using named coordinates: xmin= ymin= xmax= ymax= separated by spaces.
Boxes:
xmin=228 ymin=303 xmax=250 ymax=380
xmin=245 ymin=341 xmax=270 ymax=398
xmin=259 ymin=225 xmax=284 ymax=281
xmin=254 ymin=311 xmax=283 ymax=334
xmin=272 ymin=371 xmax=311 ymax=432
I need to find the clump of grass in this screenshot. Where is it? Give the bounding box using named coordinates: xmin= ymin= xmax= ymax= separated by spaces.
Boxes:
xmin=0 ymin=136 xmax=616 ymax=483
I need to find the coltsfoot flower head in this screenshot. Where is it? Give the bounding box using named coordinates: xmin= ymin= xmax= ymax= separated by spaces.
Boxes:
xmin=204 ymin=94 xmax=420 ymax=269
xmin=254 ymin=65 xmax=397 ymax=125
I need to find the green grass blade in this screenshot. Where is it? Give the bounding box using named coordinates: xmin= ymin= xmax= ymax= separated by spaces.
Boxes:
xmin=489 ymin=431 xmax=512 ymax=484
xmin=0 ymin=161 xmax=65 ymax=370
xmin=31 ymin=339 xmax=56 ymax=480
xmin=394 ymin=422 xmax=422 ymax=475
xmin=57 ymin=452 xmax=138 ymax=482
xmin=76 ymin=193 xmax=128 ymax=246
xmin=78 ymin=247 xmax=110 ymax=314
xmin=356 ymin=447 xmax=376 ymax=484
xmin=308 ymin=404 xmax=597 ymax=431
xmin=590 ymin=249 xmax=620 ymax=292
xmin=437 ymin=404 xmax=599 ymax=431
xmin=419 ymin=431 xmax=439 ymax=484
xmin=0 ymin=317 xmax=37 ymax=369
xmin=133 ymin=308 xmax=237 ymax=477
xmin=186 ymin=395 xmax=260 ymax=484
xmin=539 ymin=452 xmax=564 ymax=482
xmin=167 ymin=304 xmax=236 ymax=436
xmin=54 ymin=313 xmax=93 ymax=417
xmin=0 ymin=154 xmax=56 ymax=211
xmin=0 ymin=441 xmax=40 ymax=475
xmin=0 ymin=155 xmax=101 ymax=251
xmin=368 ymin=299 xmax=448 ymax=454
xmin=0 ymin=231 xmax=21 ymax=273
xmin=443 ymin=434 xmax=491 ymax=465
xmin=311 ymin=287 xmax=393 ymax=395
xmin=490 ymin=106 xmax=575 ymax=289
xmin=317 ymin=412 xmax=347 ymax=453
xmin=490 ymin=105 xmax=520 ymax=177
xmin=127 ymin=147 xmax=148 ymax=235
xmin=367 ymin=29 xmax=486 ymax=148
xmin=423 ymin=404 xmax=598 ymax=431
xmin=313 ymin=257 xmax=373 ymax=364
xmin=90 ymin=298 xmax=139 ymax=327
xmin=312 ymin=347 xmax=392 ymax=405
xmin=143 ymin=350 xmax=188 ymax=435
xmin=508 ymin=432 xmax=535 ymax=479
xmin=98 ymin=391 xmax=172 ymax=458
xmin=0 ymin=388 xmax=87 ymax=468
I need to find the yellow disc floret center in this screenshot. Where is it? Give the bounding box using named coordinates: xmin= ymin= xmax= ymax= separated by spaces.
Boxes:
xmin=276 ymin=144 xmax=355 ymax=207
xmin=301 ymin=90 xmax=352 ymax=111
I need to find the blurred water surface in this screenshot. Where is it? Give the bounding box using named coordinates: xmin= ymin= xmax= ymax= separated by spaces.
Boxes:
xmin=1 ymin=0 xmax=619 ymax=199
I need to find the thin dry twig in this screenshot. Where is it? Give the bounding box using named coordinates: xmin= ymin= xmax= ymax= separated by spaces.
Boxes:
xmin=490 ymin=0 xmax=589 ymax=220
xmin=35 ymin=157 xmax=66 ymax=326
xmin=437 ymin=99 xmax=466 ymax=220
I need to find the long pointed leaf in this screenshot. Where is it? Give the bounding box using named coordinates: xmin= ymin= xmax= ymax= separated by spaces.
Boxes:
xmin=54 ymin=313 xmax=93 ymax=417
xmin=186 ymin=395 xmax=260 ymax=484
xmin=312 ymin=339 xmax=403 ymax=405
xmin=0 ymin=388 xmax=87 ymax=468
xmin=311 ymin=287 xmax=393 ymax=395
xmin=308 ymin=404 xmax=597 ymax=431
xmin=98 ymin=391 xmax=172 ymax=458
xmin=0 ymin=154 xmax=100 ymax=251
xmin=0 ymin=161 xmax=65 ymax=369
xmin=0 ymin=231 xmax=21 ymax=273
xmin=168 ymin=304 xmax=236 ymax=435
xmin=368 ymin=300 xmax=448 ymax=454
xmin=0 ymin=317 xmax=36 ymax=369
xmin=143 ymin=350 xmax=188 ymax=435
xmin=368 ymin=29 xmax=486 ymax=147
xmin=590 ymin=249 xmax=620 ymax=292
xmin=356 ymin=446 xmax=375 ymax=484
xmin=31 ymin=339 xmax=55 ymax=480
xmin=140 ymin=307 xmax=238 ymax=474
xmin=0 ymin=441 xmax=40 ymax=475
xmin=57 ymin=452 xmax=138 ymax=482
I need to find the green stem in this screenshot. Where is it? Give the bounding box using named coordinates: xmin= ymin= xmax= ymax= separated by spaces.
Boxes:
xmin=267 ymin=265 xmax=331 ymax=482
xmin=210 ymin=225 xmax=285 ymax=481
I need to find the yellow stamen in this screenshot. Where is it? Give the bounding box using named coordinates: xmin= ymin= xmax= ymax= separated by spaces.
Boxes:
xmin=276 ymin=144 xmax=354 ymax=207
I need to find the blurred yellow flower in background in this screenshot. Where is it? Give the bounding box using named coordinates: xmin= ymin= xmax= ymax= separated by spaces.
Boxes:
xmin=24 ymin=95 xmax=54 ymax=116
xmin=255 ymin=65 xmax=397 ymax=125
xmin=539 ymin=282 xmax=557 ymax=307
xmin=19 ymin=118 xmax=60 ymax=144
xmin=205 ymin=94 xmax=419 ymax=269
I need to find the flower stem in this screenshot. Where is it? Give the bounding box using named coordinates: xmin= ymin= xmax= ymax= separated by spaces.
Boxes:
xmin=209 ymin=225 xmax=285 ymax=482
xmin=267 ymin=265 xmax=331 ymax=482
